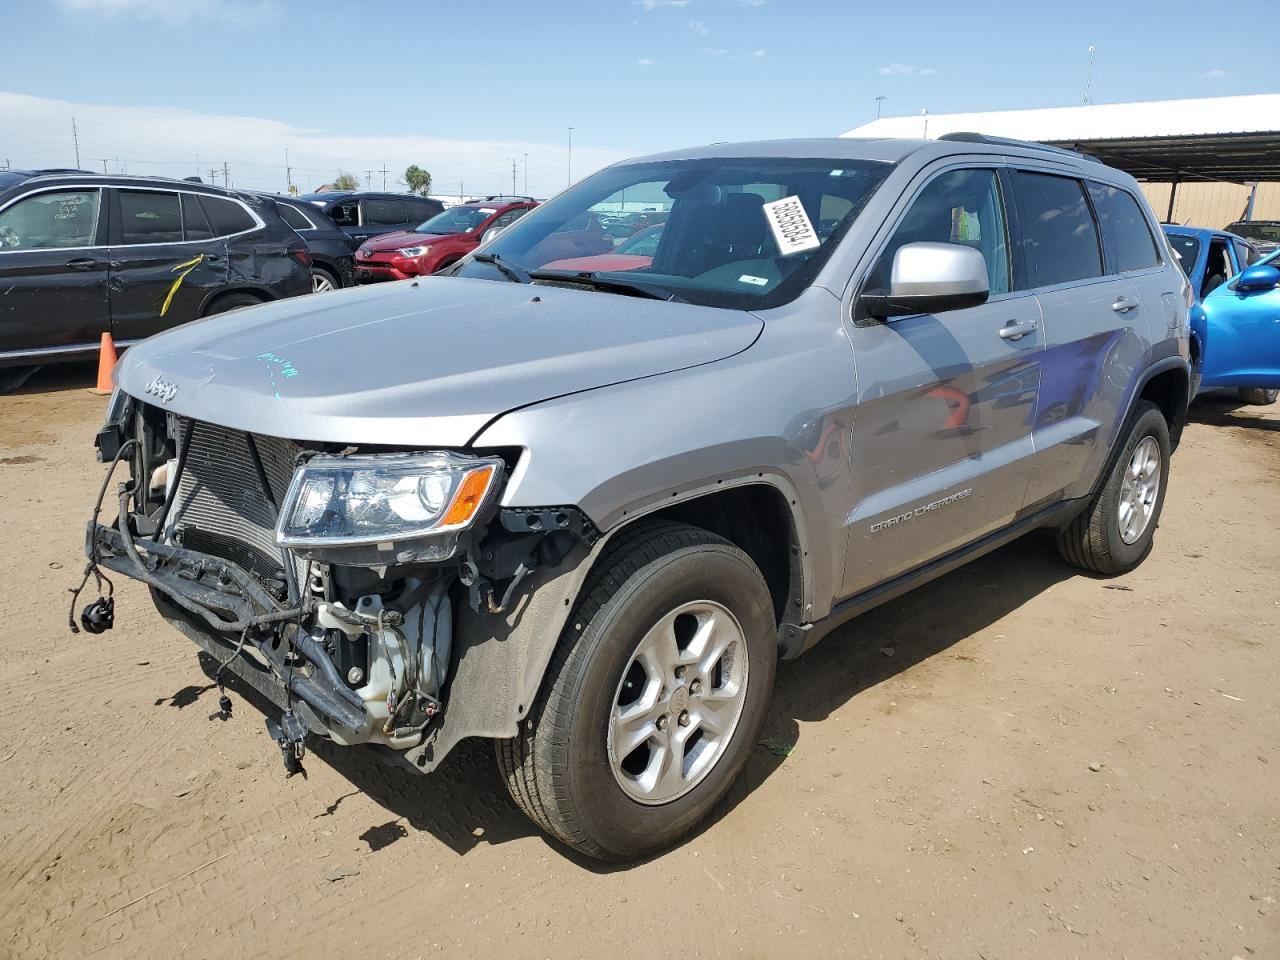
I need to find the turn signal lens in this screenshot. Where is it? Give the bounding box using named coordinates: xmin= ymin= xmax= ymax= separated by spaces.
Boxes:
xmin=443 ymin=465 xmax=497 ymax=527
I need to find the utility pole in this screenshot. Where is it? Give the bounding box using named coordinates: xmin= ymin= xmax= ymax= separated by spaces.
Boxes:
xmin=1082 ymin=44 xmax=1096 ymax=105
xmin=523 ymin=153 xmax=528 ymax=195
xmin=285 ymin=147 xmax=292 ymax=194
xmin=567 ymin=126 xmax=574 ymax=186
xmin=459 ymin=181 xmax=464 ymax=203
xmin=208 ymin=167 xmax=218 ymax=187
xmin=921 ymin=107 xmax=929 ymax=139
xmin=379 ymin=162 xmax=389 ymax=191
xmin=222 ymin=161 xmax=230 ymax=188
xmin=874 ymin=95 xmax=887 ymax=119
xmin=364 ymin=170 xmax=373 ymax=190
xmin=195 ymin=153 xmax=200 ymax=179
xmin=71 ymin=116 xmax=81 ymax=168
xmin=511 ymin=158 xmax=517 ymax=195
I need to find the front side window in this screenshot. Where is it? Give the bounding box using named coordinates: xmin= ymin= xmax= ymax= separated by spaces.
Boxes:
xmin=417 ymin=206 xmax=496 ymax=235
xmin=0 ymin=189 xmax=100 ymax=250
xmin=866 ymin=167 xmax=1010 ymax=297
xmin=486 ymin=207 xmax=529 ymax=232
xmin=1086 ymin=182 xmax=1159 ymax=273
xmin=119 ymin=190 xmax=183 ymax=244
xmin=1011 ymin=171 xmax=1102 ymax=288
xmin=363 ymin=199 xmax=406 ymax=224
xmin=453 ymin=157 xmax=893 ymax=310
xmin=1233 ymin=240 xmax=1258 ymax=268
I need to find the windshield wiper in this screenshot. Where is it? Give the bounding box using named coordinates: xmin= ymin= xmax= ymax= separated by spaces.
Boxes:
xmin=471 ymin=252 xmax=531 ymax=283
xmin=528 ymin=269 xmax=686 ymax=303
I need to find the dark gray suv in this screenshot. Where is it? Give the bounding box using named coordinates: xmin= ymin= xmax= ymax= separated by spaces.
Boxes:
xmin=83 ymin=135 xmax=1191 ymax=860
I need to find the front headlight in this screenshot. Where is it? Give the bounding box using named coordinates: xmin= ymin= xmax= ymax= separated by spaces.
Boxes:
xmin=276 ymin=452 xmax=502 ymax=563
xmin=395 ymin=245 xmax=431 ymax=258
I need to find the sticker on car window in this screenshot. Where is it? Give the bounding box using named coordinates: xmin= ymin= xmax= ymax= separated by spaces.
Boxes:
xmin=950 ymin=207 xmax=981 ymax=243
xmin=762 ymin=196 xmax=820 ymax=256
xmin=738 ymin=274 xmax=769 ymax=286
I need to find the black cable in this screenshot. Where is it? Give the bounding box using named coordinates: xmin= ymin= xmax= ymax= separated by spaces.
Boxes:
xmin=68 ymin=439 xmax=137 ymax=633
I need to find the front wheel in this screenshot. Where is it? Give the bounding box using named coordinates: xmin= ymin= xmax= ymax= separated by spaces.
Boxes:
xmin=1238 ymin=387 xmax=1279 ymax=406
xmin=1056 ymin=399 xmax=1171 ymax=575
xmin=496 ymin=521 xmax=777 ymax=861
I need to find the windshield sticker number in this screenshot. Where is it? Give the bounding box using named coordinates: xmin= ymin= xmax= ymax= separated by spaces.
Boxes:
xmin=763 ymin=196 xmax=820 ymax=256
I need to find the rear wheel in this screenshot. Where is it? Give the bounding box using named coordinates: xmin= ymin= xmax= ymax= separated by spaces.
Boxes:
xmin=1056 ymin=399 xmax=1171 ymax=575
xmin=496 ymin=521 xmax=777 ymax=861
xmin=311 ymin=266 xmax=339 ymax=293
xmin=1238 ymin=387 xmax=1279 ymax=406
xmin=203 ymin=292 xmax=263 ymax=317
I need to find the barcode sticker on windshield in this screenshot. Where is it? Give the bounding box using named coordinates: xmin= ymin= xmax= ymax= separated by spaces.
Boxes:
xmin=763 ymin=196 xmax=820 ymax=256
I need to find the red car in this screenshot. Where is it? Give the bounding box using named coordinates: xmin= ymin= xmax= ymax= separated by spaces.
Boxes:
xmin=354 ymin=198 xmax=537 ymax=281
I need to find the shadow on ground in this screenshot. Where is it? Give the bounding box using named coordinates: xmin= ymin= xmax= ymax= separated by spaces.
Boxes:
xmin=191 ymin=534 xmax=1072 ymax=870
xmin=1189 ymin=393 xmax=1280 ymax=433
xmin=1 ymin=361 xmax=98 ymax=396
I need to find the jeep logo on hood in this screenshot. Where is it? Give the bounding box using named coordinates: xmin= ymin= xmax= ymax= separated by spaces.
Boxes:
xmin=144 ymin=375 xmax=178 ymax=404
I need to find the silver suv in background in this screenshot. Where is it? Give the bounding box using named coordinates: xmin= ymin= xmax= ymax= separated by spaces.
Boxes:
xmin=83 ymin=135 xmax=1190 ymax=861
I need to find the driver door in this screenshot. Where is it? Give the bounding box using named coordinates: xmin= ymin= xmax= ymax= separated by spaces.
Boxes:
xmin=1200 ymin=263 xmax=1280 ymax=389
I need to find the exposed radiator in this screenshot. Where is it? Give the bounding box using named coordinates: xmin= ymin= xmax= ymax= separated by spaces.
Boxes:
xmin=169 ymin=420 xmax=302 ymax=586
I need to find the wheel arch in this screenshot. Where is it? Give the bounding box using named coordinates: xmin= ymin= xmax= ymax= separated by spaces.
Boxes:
xmin=197 ymin=285 xmax=271 ymax=317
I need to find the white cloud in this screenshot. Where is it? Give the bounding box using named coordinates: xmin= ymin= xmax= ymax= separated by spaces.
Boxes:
xmin=751 ymin=48 xmax=767 ymax=57
xmin=701 ymin=47 xmax=729 ymax=57
xmin=632 ymin=0 xmax=689 ymax=9
xmin=55 ymin=0 xmax=277 ymax=24
xmin=1200 ymin=68 xmax=1229 ymax=79
xmin=740 ymin=0 xmax=767 ymax=5
xmin=0 ymin=92 xmax=632 ymax=198
xmin=636 ymin=57 xmax=657 ymax=66
xmin=877 ymin=63 xmax=936 ymax=76
xmin=687 ymin=19 xmax=708 ymax=35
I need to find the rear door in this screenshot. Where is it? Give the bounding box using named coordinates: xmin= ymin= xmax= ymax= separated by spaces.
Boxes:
xmin=1015 ymin=170 xmax=1151 ymax=508
xmin=0 ymin=186 xmax=110 ymax=359
xmin=356 ymin=197 xmax=409 ymax=243
xmin=106 ymin=188 xmax=231 ymax=341
xmin=1200 ymin=259 xmax=1280 ymax=389
xmin=843 ymin=165 xmax=1044 ymax=596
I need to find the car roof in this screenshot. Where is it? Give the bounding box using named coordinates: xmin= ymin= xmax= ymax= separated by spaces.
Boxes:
xmin=0 ymin=170 xmax=274 ymax=205
xmin=619 ymin=135 xmax=1103 ymax=170
xmin=298 ymin=191 xmax=431 ymax=201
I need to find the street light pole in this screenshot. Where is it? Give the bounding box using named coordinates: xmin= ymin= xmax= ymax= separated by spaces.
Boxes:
xmin=567 ymin=126 xmax=574 ymax=187
xmin=875 ymin=95 xmax=886 ymax=119
xmin=523 ymin=153 xmax=528 ymax=195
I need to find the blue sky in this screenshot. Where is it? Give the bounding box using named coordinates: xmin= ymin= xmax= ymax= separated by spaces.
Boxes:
xmin=1 ymin=0 xmax=1275 ymax=195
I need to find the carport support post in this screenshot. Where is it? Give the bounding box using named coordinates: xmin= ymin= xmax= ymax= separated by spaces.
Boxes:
xmin=1166 ymin=179 xmax=1178 ymax=223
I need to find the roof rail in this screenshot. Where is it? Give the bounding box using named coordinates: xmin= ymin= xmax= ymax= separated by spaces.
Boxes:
xmin=938 ymin=132 xmax=1102 ymax=164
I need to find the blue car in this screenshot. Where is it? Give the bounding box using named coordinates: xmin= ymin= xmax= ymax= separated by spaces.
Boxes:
xmin=1164 ymin=226 xmax=1280 ymax=405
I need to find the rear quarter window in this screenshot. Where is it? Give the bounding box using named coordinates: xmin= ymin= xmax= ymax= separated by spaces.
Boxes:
xmin=199 ymin=195 xmax=257 ymax=237
xmin=278 ymin=204 xmax=315 ymax=231
xmin=1086 ymin=182 xmax=1159 ymax=273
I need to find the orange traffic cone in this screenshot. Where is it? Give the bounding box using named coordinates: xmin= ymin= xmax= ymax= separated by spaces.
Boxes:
xmin=90 ymin=331 xmax=118 ymax=395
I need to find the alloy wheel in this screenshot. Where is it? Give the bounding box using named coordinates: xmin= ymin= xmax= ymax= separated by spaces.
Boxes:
xmin=1118 ymin=435 xmax=1161 ymax=544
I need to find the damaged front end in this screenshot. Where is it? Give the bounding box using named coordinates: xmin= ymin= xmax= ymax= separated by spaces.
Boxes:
xmin=81 ymin=390 xmax=593 ymax=776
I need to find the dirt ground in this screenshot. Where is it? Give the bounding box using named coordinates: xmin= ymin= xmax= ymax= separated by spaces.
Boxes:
xmin=1 ymin=365 xmax=1276 ymax=960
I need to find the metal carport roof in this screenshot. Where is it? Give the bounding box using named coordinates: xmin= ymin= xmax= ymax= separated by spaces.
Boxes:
xmin=843 ymin=94 xmax=1280 ymax=184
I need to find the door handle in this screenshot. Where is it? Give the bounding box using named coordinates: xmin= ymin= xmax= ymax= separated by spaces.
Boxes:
xmin=1112 ymin=296 xmax=1139 ymax=313
xmin=998 ymin=319 xmax=1039 ymax=341
xmin=65 ymin=257 xmax=100 ymax=271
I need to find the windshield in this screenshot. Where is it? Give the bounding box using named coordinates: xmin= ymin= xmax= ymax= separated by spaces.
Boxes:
xmin=1165 ymin=233 xmax=1201 ymax=277
xmin=1226 ymin=221 xmax=1280 ymax=244
xmin=416 ymin=205 xmax=496 ymax=235
xmin=452 ymin=157 xmax=893 ymax=309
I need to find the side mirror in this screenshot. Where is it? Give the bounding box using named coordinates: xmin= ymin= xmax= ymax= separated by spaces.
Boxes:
xmin=1234 ymin=263 xmax=1280 ymax=292
xmin=861 ymin=241 xmax=990 ymax=319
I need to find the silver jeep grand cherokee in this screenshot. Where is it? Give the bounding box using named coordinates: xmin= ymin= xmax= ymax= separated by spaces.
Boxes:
xmin=84 ymin=135 xmax=1191 ymax=860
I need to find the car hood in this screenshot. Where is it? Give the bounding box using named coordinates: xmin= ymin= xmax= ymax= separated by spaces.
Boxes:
xmin=116 ymin=277 xmax=763 ymax=447
xmin=360 ymin=230 xmax=453 ymax=252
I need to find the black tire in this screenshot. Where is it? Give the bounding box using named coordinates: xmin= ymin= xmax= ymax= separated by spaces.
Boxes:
xmin=1238 ymin=387 xmax=1279 ymax=406
xmin=495 ymin=521 xmax=777 ymax=861
xmin=203 ymin=292 xmax=263 ymax=317
xmin=1056 ymin=399 xmax=1171 ymax=575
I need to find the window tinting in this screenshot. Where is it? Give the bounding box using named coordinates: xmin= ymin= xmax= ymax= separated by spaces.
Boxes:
xmin=1011 ymin=172 xmax=1102 ymax=288
xmin=868 ymin=168 xmax=1010 ymax=296
xmin=1165 ymin=233 xmax=1201 ymax=277
xmin=329 ymin=201 xmax=358 ymax=227
xmin=199 ymin=196 xmax=257 ymax=236
xmin=363 ymin=198 xmax=406 ymax=224
xmin=278 ymin=204 xmax=314 ymax=231
xmin=181 ymin=194 xmax=214 ymax=241
xmin=1086 ymin=182 xmax=1159 ymax=273
xmin=119 ymin=190 xmax=183 ymax=244
xmin=0 ymin=189 xmax=100 ymax=250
